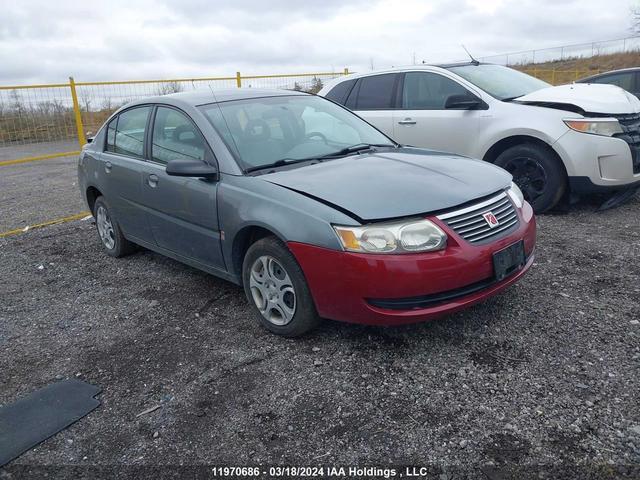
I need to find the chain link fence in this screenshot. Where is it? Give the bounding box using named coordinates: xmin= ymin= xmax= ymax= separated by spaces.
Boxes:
xmin=0 ymin=71 xmax=347 ymax=165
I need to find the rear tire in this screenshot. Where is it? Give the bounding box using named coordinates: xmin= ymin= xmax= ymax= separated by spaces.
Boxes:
xmin=93 ymin=196 xmax=136 ymax=258
xmin=242 ymin=236 xmax=321 ymax=337
xmin=494 ymin=143 xmax=566 ymax=213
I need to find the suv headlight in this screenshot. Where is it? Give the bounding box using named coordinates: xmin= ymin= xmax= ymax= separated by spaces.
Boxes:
xmin=333 ymin=219 xmax=447 ymax=254
xmin=564 ymin=118 xmax=622 ymax=137
xmin=507 ymin=181 xmax=524 ymax=208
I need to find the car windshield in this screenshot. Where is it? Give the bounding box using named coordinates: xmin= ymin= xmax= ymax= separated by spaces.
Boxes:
xmin=447 ymin=64 xmax=551 ymax=101
xmin=199 ymin=95 xmax=394 ymax=172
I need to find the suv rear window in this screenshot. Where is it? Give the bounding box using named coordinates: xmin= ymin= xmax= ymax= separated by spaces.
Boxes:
xmin=354 ymin=74 xmax=399 ymax=110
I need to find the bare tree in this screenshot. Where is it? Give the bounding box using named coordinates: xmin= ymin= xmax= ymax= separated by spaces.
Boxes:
xmin=155 ymin=81 xmax=184 ymax=96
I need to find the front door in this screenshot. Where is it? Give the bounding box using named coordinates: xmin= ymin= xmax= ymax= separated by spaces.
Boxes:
xmin=392 ymin=71 xmax=483 ymax=157
xmin=139 ymin=106 xmax=224 ymax=269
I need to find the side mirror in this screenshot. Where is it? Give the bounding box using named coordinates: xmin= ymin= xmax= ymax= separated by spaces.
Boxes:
xmin=166 ymin=159 xmax=218 ymax=180
xmin=444 ymin=93 xmax=483 ymax=110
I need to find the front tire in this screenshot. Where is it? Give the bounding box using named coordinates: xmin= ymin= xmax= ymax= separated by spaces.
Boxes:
xmin=494 ymin=143 xmax=566 ymax=213
xmin=242 ymin=236 xmax=321 ymax=337
xmin=93 ymin=196 xmax=136 ymax=258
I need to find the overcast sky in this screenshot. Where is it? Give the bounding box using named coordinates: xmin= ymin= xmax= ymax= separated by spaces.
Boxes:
xmin=0 ymin=0 xmax=635 ymax=84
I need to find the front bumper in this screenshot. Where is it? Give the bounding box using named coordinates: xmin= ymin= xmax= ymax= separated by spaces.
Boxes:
xmin=553 ymin=129 xmax=640 ymax=191
xmin=288 ymin=202 xmax=536 ymax=326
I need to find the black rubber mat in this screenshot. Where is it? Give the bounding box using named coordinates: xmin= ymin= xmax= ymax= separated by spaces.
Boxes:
xmin=0 ymin=379 xmax=101 ymax=466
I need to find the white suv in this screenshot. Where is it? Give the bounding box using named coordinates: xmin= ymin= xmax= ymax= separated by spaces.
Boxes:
xmin=319 ymin=63 xmax=640 ymax=212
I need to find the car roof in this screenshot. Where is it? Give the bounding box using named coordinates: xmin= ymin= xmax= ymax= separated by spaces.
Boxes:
xmin=125 ymin=88 xmax=309 ymax=108
xmin=577 ymin=67 xmax=640 ymax=82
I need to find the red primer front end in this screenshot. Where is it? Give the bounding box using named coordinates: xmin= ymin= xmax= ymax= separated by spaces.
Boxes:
xmin=288 ymin=202 xmax=536 ymax=326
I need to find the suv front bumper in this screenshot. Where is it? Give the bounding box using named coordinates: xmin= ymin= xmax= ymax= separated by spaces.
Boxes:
xmin=554 ymin=129 xmax=640 ymax=193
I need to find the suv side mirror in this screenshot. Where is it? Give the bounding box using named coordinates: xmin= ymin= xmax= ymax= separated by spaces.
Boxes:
xmin=166 ymin=159 xmax=218 ymax=180
xmin=444 ymin=93 xmax=483 ymax=110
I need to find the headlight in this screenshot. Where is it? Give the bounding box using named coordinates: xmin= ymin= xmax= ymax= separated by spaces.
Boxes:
xmin=563 ymin=118 xmax=622 ymax=137
xmin=333 ymin=219 xmax=446 ymax=254
xmin=507 ymin=181 xmax=524 ymax=208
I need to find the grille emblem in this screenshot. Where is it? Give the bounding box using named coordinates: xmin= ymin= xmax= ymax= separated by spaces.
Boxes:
xmin=482 ymin=211 xmax=499 ymax=228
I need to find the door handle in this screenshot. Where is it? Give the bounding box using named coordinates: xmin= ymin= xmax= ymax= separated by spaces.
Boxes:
xmin=398 ymin=118 xmax=417 ymax=125
xmin=104 ymin=161 xmax=112 ymax=173
xmin=147 ymin=174 xmax=159 ymax=188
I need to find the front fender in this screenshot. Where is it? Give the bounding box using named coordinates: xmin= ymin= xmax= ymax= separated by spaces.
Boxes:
xmin=218 ymin=175 xmax=356 ymax=277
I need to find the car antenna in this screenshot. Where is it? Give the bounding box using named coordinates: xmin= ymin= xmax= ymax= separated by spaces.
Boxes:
xmin=461 ymin=44 xmax=480 ymax=65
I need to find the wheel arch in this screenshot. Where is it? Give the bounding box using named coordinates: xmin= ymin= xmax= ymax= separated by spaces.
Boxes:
xmin=85 ymin=185 xmax=103 ymax=214
xmin=483 ymin=135 xmax=566 ymax=174
xmin=231 ymin=224 xmax=285 ymax=285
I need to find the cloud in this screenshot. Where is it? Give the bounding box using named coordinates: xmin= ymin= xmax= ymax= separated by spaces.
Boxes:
xmin=0 ymin=0 xmax=633 ymax=84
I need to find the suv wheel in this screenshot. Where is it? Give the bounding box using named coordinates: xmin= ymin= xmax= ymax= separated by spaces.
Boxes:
xmin=93 ymin=196 xmax=136 ymax=257
xmin=494 ymin=143 xmax=566 ymax=213
xmin=242 ymin=236 xmax=321 ymax=337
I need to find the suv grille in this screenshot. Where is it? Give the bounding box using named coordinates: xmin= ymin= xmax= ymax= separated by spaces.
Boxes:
xmin=612 ymin=112 xmax=640 ymax=174
xmin=437 ymin=192 xmax=518 ymax=244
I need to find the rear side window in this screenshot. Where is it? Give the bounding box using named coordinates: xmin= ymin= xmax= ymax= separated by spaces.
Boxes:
xmin=105 ymin=106 xmax=150 ymax=158
xmin=402 ymin=72 xmax=470 ymax=109
xmin=325 ymin=79 xmax=356 ymax=105
xmin=591 ymin=72 xmax=635 ymax=91
xmin=151 ymin=107 xmax=207 ymax=164
xmin=354 ymin=74 xmax=399 ymax=110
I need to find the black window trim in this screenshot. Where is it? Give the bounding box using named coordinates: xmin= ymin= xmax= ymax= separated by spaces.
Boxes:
xmin=103 ymin=103 xmax=154 ymax=161
xmin=146 ymin=104 xmax=219 ymax=170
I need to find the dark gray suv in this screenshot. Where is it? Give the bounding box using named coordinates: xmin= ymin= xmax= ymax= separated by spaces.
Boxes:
xmin=78 ymin=89 xmax=536 ymax=336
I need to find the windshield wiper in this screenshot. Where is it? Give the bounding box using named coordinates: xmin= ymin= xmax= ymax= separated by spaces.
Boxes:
xmin=317 ymin=143 xmax=397 ymax=159
xmin=501 ymin=95 xmax=523 ymax=102
xmin=245 ymin=158 xmax=321 ymax=174
xmin=244 ymin=143 xmax=397 ymax=174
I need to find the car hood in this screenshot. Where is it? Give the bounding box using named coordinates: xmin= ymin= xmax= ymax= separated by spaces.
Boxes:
xmin=515 ymin=83 xmax=640 ymax=114
xmin=262 ymin=148 xmax=511 ymax=222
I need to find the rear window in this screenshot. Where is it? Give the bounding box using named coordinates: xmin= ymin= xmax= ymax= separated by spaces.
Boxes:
xmin=105 ymin=106 xmax=150 ymax=158
xmin=325 ymin=79 xmax=356 ymax=105
xmin=354 ymin=74 xmax=399 ymax=110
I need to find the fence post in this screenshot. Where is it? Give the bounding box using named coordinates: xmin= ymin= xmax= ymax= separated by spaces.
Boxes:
xmin=551 ymin=70 xmax=556 ymax=85
xmin=69 ymin=77 xmax=87 ymax=147
xmin=236 ymin=72 xmax=242 ymax=88
xmin=343 ymin=67 xmax=349 ymax=75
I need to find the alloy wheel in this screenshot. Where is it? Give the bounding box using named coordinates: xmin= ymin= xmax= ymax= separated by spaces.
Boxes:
xmin=249 ymin=255 xmax=296 ymax=326
xmin=96 ymin=205 xmax=116 ymax=250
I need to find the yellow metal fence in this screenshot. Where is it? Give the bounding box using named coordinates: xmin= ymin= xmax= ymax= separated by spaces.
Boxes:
xmin=0 ymin=67 xmax=601 ymax=166
xmin=0 ymin=70 xmax=349 ymax=165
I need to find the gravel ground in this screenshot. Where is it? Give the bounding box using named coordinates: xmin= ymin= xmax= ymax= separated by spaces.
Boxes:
xmin=0 ymin=166 xmax=639 ymax=478
xmin=0 ymin=155 xmax=85 ymax=231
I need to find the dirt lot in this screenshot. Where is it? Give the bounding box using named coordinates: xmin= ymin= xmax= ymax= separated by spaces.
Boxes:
xmin=1 ymin=157 xmax=639 ymax=478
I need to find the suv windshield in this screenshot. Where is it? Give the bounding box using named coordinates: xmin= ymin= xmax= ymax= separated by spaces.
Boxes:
xmin=447 ymin=64 xmax=550 ymax=101
xmin=199 ymin=95 xmax=394 ymax=172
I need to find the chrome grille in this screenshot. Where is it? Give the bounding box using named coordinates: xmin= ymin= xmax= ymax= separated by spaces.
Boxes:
xmin=437 ymin=192 xmax=518 ymax=244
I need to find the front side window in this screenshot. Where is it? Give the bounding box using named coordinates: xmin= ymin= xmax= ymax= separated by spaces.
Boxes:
xmin=591 ymin=72 xmax=634 ymax=91
xmin=402 ymin=72 xmax=470 ymax=109
xmin=355 ymin=74 xmax=399 ymax=110
xmin=151 ymin=107 xmax=207 ymax=164
xmin=447 ymin=64 xmax=550 ymax=100
xmin=105 ymin=106 xmax=150 ymax=158
xmin=200 ymin=95 xmax=393 ymax=171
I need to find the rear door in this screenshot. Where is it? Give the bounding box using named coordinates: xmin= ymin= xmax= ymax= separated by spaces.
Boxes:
xmin=139 ymin=105 xmax=224 ymax=269
xmin=392 ymin=71 xmax=483 ymax=156
xmin=350 ymin=73 xmax=400 ymax=138
xmin=100 ymin=106 xmax=153 ymax=242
